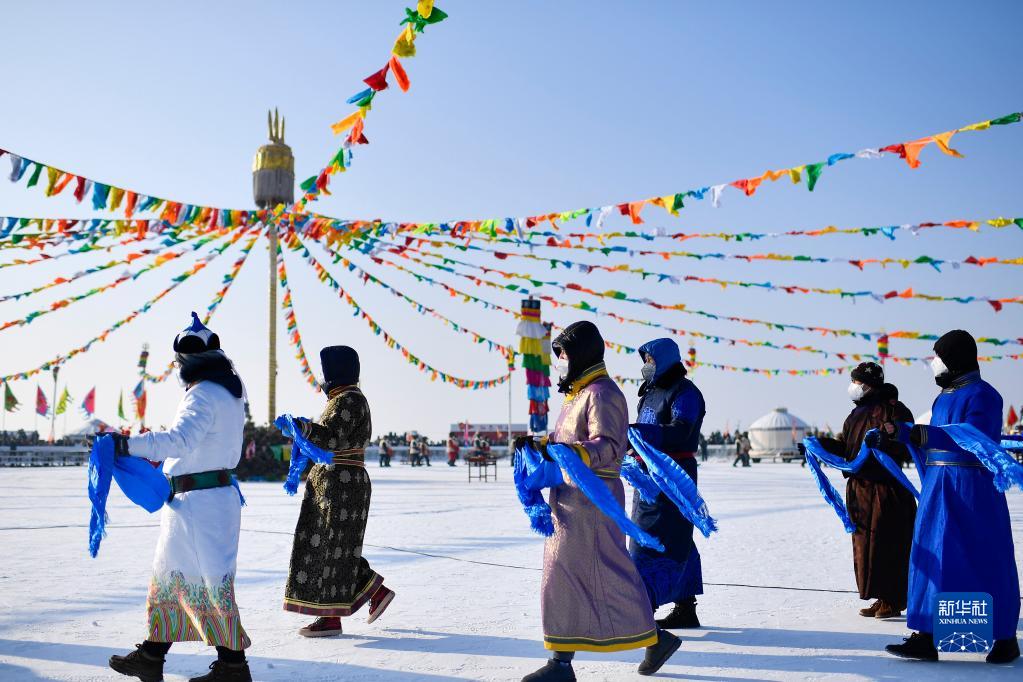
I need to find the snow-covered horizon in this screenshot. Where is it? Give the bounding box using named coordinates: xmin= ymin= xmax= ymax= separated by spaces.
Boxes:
xmin=0 ymin=461 xmax=1019 ymax=680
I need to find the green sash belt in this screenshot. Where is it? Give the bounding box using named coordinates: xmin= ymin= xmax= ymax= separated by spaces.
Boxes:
xmin=168 ymin=469 xmax=233 ymax=498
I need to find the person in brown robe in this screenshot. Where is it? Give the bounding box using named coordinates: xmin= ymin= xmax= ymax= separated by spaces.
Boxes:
xmin=283 ymin=346 xmax=395 ymax=637
xmin=518 ymin=321 xmax=681 ymax=682
xmin=816 ymin=362 xmax=916 ymax=619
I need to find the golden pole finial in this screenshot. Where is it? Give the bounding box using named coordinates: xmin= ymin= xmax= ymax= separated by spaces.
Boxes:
xmin=267 ymin=110 xmax=274 ymax=142
xmin=280 ymin=116 xmax=285 ymax=143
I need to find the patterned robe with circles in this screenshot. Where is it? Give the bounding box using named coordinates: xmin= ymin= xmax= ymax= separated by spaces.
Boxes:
xmin=283 ymin=388 xmax=383 ymax=616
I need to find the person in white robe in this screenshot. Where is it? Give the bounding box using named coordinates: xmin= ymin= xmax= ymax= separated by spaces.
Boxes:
xmin=108 ymin=312 xmax=252 ymax=682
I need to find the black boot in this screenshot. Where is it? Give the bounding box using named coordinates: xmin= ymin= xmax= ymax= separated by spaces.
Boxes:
xmin=656 ymin=597 xmax=700 ymax=629
xmin=521 ymin=658 xmax=576 ymax=682
xmin=885 ymin=631 xmax=938 ymax=661
xmin=638 ymin=629 xmax=681 ymax=676
xmin=189 ymin=661 xmax=252 ymax=682
xmin=987 ymin=638 xmax=1021 ymax=664
xmin=109 ymin=643 xmax=165 ymax=682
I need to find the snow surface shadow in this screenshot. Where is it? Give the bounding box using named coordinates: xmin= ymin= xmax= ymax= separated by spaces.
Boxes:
xmin=0 ymin=638 xmax=466 ymax=681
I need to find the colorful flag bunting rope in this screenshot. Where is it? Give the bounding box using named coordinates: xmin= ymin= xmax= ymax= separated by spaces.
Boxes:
xmin=331 ymin=237 xmax=1023 ymax=353
xmin=0 ymin=229 xmax=197 ymax=272
xmin=0 ymin=232 xmax=213 ymax=304
xmin=350 ymin=233 xmax=1023 ymax=311
xmin=289 ymin=234 xmax=516 ymax=359
xmin=141 ymin=231 xmax=262 ymax=383
xmin=293 ymin=4 xmax=448 ymax=213
xmin=276 ymin=241 xmax=320 ymax=390
xmin=0 ymin=230 xmax=236 ymax=335
xmin=345 ymin=215 xmax=1023 ymax=247
xmin=293 ymin=236 xmax=510 ymax=389
xmin=0 ymin=148 xmax=261 ymax=227
xmin=0 ymin=229 xmax=257 ymax=384
xmin=381 ymin=227 xmax=1023 ymax=272
xmin=300 ymin=112 xmax=1022 ymax=235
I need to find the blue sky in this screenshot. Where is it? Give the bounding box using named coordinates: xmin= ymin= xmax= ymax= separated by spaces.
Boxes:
xmin=0 ymin=1 xmax=1020 ymax=438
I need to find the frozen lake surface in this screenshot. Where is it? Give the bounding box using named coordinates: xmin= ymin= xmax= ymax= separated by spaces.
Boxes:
xmin=0 ymin=460 xmax=1019 ymax=681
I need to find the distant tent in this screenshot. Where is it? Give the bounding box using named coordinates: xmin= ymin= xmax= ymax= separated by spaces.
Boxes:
xmin=748 ymin=407 xmax=810 ymax=462
xmin=65 ymin=418 xmax=114 ymax=442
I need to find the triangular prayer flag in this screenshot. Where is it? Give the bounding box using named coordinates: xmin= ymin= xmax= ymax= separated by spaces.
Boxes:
xmin=35 ymin=385 xmax=49 ymax=417
xmin=55 ymin=387 xmax=71 ymax=416
xmin=81 ymin=387 xmax=95 ymax=416
xmin=388 ymin=56 xmax=410 ymax=92
xmin=3 ymin=382 xmax=18 ymax=412
xmin=117 ymin=390 xmax=125 ymax=420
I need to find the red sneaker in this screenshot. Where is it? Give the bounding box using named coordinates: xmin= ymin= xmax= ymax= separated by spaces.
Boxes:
xmin=367 ymin=586 xmax=395 ymax=624
xmin=298 ymin=616 xmax=342 ymax=638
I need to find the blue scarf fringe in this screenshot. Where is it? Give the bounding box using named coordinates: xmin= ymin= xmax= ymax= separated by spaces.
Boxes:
xmin=276 ymin=414 xmax=335 ymax=495
xmin=87 ymin=435 xmax=170 ymax=557
xmin=512 ymin=444 xmax=559 ymax=536
xmin=619 ymin=454 xmax=660 ymax=504
xmin=627 ymin=428 xmax=719 ymax=538
xmin=802 ymin=430 xmax=922 ymax=533
xmin=512 ymin=442 xmax=664 ymax=550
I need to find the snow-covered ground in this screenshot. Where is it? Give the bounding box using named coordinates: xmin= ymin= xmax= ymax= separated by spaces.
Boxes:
xmin=0 ymin=460 xmax=1019 ymax=681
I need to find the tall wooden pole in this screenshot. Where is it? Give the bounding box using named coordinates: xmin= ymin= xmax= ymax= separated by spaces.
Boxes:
xmin=267 ymin=223 xmax=279 ymax=424
xmin=49 ymin=365 xmax=59 ymax=443
xmin=253 ymin=109 xmax=293 ymax=425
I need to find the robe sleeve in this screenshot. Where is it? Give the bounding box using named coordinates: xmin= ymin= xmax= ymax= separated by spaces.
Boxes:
xmin=127 ymin=386 xmax=215 ymax=462
xmin=573 ymin=386 xmax=628 ymax=471
xmin=302 ymin=391 xmax=366 ymax=451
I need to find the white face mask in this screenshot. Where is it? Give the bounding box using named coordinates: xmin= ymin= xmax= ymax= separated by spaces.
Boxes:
xmin=930 ymin=355 xmax=949 ymax=378
xmin=554 ymin=355 xmax=569 ymax=378
xmin=847 ymin=382 xmax=866 ymax=402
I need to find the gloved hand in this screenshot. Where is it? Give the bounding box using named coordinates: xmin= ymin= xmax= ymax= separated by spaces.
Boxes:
xmin=297 ymin=419 xmax=314 ymax=438
xmin=909 ymin=424 xmax=926 ymax=448
xmin=512 ymin=435 xmax=533 ymax=452
xmin=538 ymin=440 xmax=553 ymax=461
xmin=864 ymin=430 xmax=881 ymax=449
xmin=94 ymin=435 xmax=130 ymax=456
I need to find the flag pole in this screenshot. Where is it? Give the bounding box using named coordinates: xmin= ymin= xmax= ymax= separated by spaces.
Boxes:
xmin=49 ymin=367 xmax=59 ymax=443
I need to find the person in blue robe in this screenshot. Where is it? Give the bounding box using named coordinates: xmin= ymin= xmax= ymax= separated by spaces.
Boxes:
xmin=628 ymin=338 xmax=706 ymax=629
xmin=885 ymin=330 xmax=1020 ymax=664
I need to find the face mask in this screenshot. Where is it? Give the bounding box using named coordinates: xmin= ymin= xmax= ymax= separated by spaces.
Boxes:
xmin=554 ymin=355 xmax=569 ymax=378
xmin=847 ymin=382 xmax=866 ymax=402
xmin=931 ymin=355 xmax=954 ymax=388
xmin=641 ymin=361 xmax=656 ymax=382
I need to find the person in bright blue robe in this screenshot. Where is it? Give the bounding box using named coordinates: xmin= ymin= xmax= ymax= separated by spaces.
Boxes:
xmin=885 ymin=330 xmax=1020 ymax=664
xmin=628 ymin=338 xmax=706 ymax=629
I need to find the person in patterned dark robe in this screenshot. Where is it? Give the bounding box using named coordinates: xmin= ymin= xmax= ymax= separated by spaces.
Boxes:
xmin=283 ymin=346 xmax=395 ymax=637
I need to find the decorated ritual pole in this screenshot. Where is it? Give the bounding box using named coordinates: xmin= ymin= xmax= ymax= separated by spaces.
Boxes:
xmin=253 ymin=109 xmax=295 ymax=424
xmin=516 ymin=298 xmax=551 ymax=436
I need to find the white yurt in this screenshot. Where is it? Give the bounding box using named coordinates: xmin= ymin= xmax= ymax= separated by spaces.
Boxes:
xmin=748 ymin=407 xmax=810 ymax=462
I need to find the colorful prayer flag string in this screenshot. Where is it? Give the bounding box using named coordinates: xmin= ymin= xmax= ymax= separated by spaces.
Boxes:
xmin=293 ymin=234 xmax=510 ymax=390
xmin=296 ymin=112 xmax=1023 ymax=235
xmin=0 ymin=229 xmax=258 ymax=384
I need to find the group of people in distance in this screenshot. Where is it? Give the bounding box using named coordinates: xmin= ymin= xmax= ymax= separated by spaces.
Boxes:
xmin=99 ymin=313 xmax=1018 ymax=682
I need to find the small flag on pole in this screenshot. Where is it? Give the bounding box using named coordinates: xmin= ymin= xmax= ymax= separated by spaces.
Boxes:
xmin=81 ymin=387 xmax=96 ymax=417
xmin=35 ymin=385 xmax=49 ymax=417
xmin=55 ymin=387 xmax=72 ymax=416
xmin=117 ymin=390 xmax=126 ymax=421
xmin=132 ymin=381 xmax=147 ymax=421
xmin=3 ymin=382 xmax=19 ymax=412
xmin=1008 ymin=405 xmax=1019 ymax=429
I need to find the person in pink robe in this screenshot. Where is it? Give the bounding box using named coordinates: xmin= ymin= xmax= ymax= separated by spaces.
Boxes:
xmin=519 ymin=321 xmax=681 ymax=681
